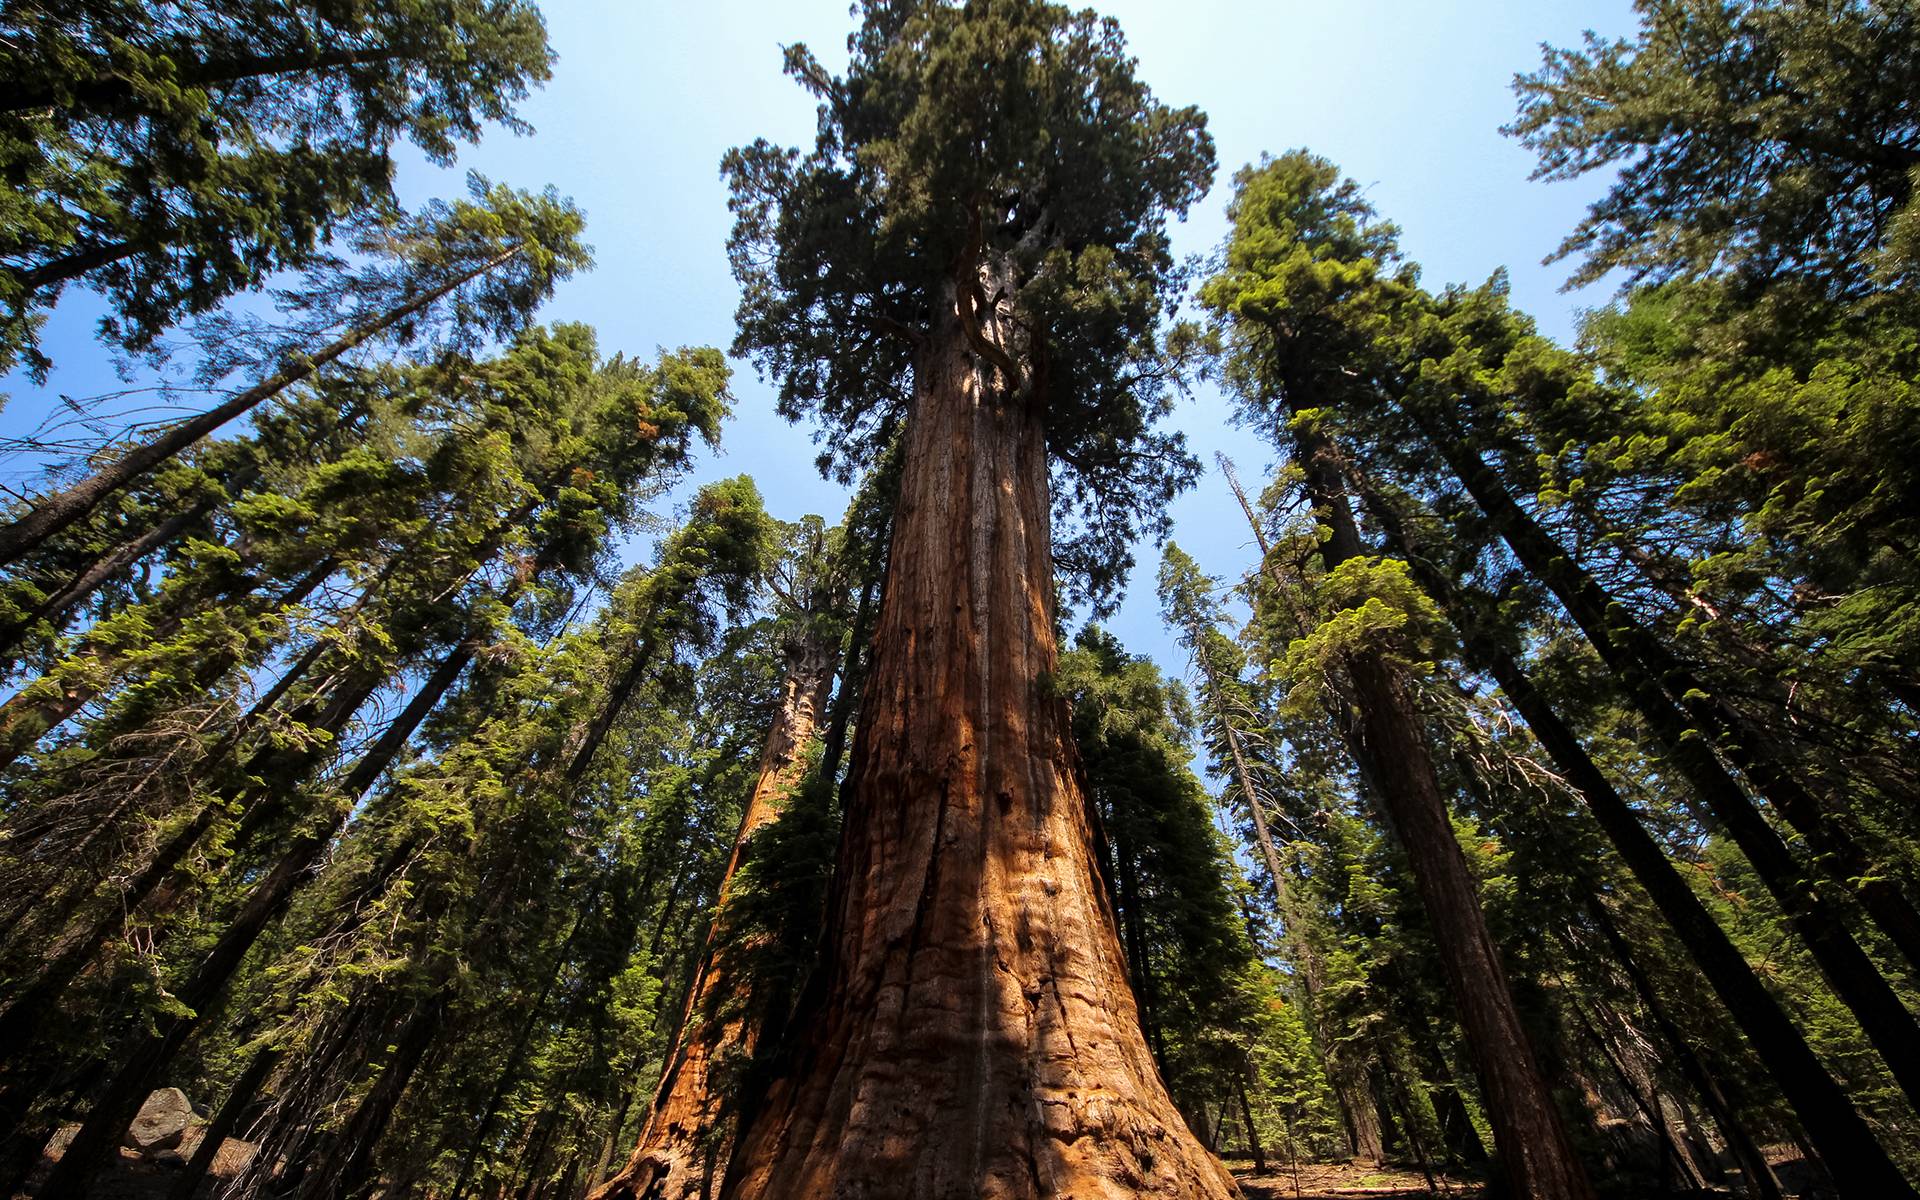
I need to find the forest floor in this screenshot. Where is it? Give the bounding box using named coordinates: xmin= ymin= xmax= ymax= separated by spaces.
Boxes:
xmin=1227 ymin=1159 xmax=1484 ymax=1198
xmin=22 ymin=1126 xmax=258 ymax=1200
xmin=26 ymin=1140 xmax=1825 ymax=1199
xmin=1226 ymin=1151 xmax=1831 ymax=1198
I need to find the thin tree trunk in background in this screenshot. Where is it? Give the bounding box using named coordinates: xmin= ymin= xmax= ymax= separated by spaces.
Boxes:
xmin=1358 ymin=476 xmax=1915 ymax=1196
xmin=1278 ymin=416 xmax=1592 ymax=1200
xmin=167 ymin=1044 xmax=282 ymax=1200
xmin=565 ymin=631 xmax=661 ymax=784
xmin=30 ymin=639 xmax=475 ymax=1200
xmin=451 ymin=895 xmax=604 ymax=1200
xmin=1410 ymin=410 xmax=1920 ymax=1114
xmin=1564 ymin=990 xmax=1702 ymax=1191
xmin=1583 ymin=903 xmax=1785 ymax=1200
xmin=588 ymin=1082 xmax=644 ymax=1199
xmin=304 ymin=994 xmax=449 ymax=1200
xmin=0 ymin=246 xmax=519 ymax=570
xmin=0 ymin=547 xmax=329 ymax=772
xmin=721 ymin=272 xmax=1237 ymax=1198
xmin=1236 ymin=1072 xmax=1268 ymax=1175
xmin=0 ymin=489 xmax=222 ymax=670
xmin=591 ymin=628 xmax=838 ymax=1200
xmin=1211 ymin=474 xmax=1389 ymax=1169
xmin=816 ymin=571 xmax=877 ymax=787
xmin=1111 ymin=824 xmax=1168 ymax=1068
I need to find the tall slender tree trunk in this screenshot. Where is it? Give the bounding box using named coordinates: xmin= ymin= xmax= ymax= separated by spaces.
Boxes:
xmin=591 ymin=627 xmax=839 ymax=1200
xmin=7 ymin=241 xmax=139 ymax=294
xmin=1355 ymin=470 xmax=1920 ymax=1193
xmin=167 ymin=1044 xmax=282 ymax=1200
xmin=1282 ymin=420 xmax=1593 ymax=1200
xmin=722 ymin=276 xmax=1236 ymax=1199
xmin=303 ymin=993 xmax=449 ymax=1200
xmin=0 ymin=245 xmax=519 ymax=569
xmin=1235 ymin=1074 xmax=1267 ymax=1176
xmin=1406 ymin=407 xmax=1920 ymax=1111
xmin=1434 ymin=575 xmax=1905 ymax=1188
xmin=565 ymin=629 xmax=662 ymax=784
xmin=1582 ymin=905 xmax=1784 ymax=1200
xmin=0 ymin=542 xmax=330 ymax=777
xmin=1176 ymin=524 xmax=1383 ymax=1169
xmin=31 ymin=638 xmax=475 ymax=1200
xmin=0 ymin=487 xmax=224 ymax=670
xmin=4 ymin=44 xmax=412 ymax=116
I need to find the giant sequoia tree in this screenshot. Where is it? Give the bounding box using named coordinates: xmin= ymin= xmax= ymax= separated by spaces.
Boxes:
xmin=711 ymin=2 xmax=1229 ymax=1195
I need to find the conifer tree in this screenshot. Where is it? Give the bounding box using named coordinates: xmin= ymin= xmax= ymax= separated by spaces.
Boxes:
xmin=0 ymin=180 xmax=591 ymax=570
xmin=0 ymin=0 xmax=554 ymax=374
xmin=715 ymin=2 xmax=1228 ymax=1193
xmin=1201 ymin=153 xmax=1597 ymax=1200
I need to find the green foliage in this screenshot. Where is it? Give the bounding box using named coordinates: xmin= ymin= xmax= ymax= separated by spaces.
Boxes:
xmin=723 ymin=0 xmax=1213 ymax=609
xmin=1508 ymin=0 xmax=1920 ymax=294
xmin=1274 ymin=556 xmax=1446 ymax=720
xmin=0 ymin=0 xmax=554 ymax=374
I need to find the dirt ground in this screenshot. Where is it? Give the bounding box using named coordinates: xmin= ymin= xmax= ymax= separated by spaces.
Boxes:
xmin=1228 ymin=1150 xmax=1832 ymax=1199
xmin=26 ymin=1140 xmax=1827 ymax=1199
xmin=18 ymin=1126 xmax=258 ymax=1200
xmin=1228 ymin=1159 xmax=1485 ymax=1199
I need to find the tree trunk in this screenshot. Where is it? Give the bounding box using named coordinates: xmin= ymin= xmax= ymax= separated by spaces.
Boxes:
xmin=591 ymin=628 xmax=839 ymax=1200
xmin=1358 ymin=471 xmax=1918 ymax=1195
xmin=721 ymin=276 xmax=1236 ymax=1199
xmin=30 ymin=638 xmax=474 ymax=1200
xmin=1283 ymin=420 xmax=1593 ymax=1200
xmin=0 ymin=245 xmax=518 ymax=570
xmin=1564 ymin=989 xmax=1701 ymax=1190
xmin=1409 ymin=409 xmax=1920 ymax=1112
xmin=1584 ymin=907 xmax=1783 ymax=1200
xmin=1213 ymin=470 xmax=1386 ymax=1169
xmin=1235 ymin=1073 xmax=1267 ymax=1176
xmin=0 ymin=544 xmax=330 ymax=772
xmin=4 ymin=45 xmax=411 ymax=116
xmin=302 ymin=993 xmax=449 ymax=1200
xmin=1340 ymin=1080 xmax=1387 ymax=1167
xmin=0 ymin=488 xmax=222 ymax=670
xmin=565 ymin=629 xmax=662 ymax=784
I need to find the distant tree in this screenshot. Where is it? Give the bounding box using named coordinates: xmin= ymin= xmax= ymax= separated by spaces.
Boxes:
xmin=0 ymin=179 xmax=590 ymax=570
xmin=1201 ymin=152 xmax=1596 ymax=1200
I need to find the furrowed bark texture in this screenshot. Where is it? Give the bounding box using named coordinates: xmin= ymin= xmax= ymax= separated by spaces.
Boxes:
xmin=723 ymin=281 xmax=1236 ymax=1200
xmin=594 ymin=627 xmax=837 ymax=1200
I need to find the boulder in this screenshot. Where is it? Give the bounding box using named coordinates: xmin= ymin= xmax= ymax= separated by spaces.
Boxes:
xmin=125 ymin=1088 xmax=193 ymax=1153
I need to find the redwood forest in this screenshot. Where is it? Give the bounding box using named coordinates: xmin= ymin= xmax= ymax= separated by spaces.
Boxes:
xmin=1 ymin=1 xmax=1918 ymax=1198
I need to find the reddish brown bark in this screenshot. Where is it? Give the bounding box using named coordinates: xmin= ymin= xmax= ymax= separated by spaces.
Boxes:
xmin=592 ymin=626 xmax=839 ymax=1200
xmin=721 ymin=277 xmax=1236 ymax=1199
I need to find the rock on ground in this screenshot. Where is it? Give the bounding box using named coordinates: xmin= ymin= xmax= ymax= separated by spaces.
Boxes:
xmin=124 ymin=1089 xmax=193 ymax=1154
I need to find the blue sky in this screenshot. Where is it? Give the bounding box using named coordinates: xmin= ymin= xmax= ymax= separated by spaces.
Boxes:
xmin=3 ymin=0 xmax=1637 ymax=703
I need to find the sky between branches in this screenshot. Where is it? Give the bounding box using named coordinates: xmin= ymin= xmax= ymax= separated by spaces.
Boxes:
xmin=0 ymin=0 xmax=1634 ymax=702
